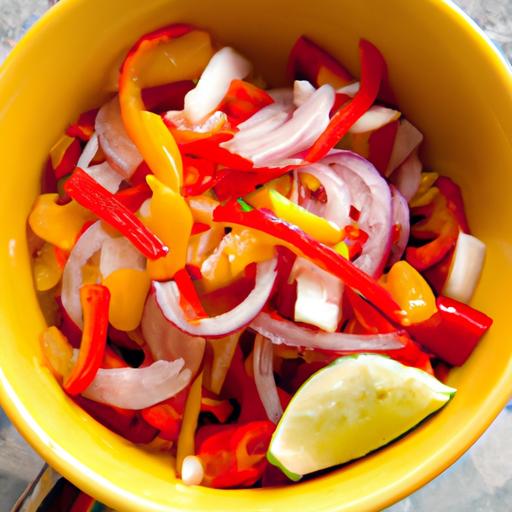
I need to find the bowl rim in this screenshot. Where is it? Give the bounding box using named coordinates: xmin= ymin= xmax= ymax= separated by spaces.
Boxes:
xmin=0 ymin=0 xmax=511 ymax=510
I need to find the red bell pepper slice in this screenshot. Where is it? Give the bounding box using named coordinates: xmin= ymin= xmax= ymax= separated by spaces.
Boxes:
xmin=368 ymin=119 xmax=399 ymax=175
xmin=66 ymin=109 xmax=99 ymax=142
xmin=345 ymin=288 xmax=433 ymax=373
xmin=406 ymin=176 xmax=468 ymax=272
xmin=63 ymin=284 xmax=110 ymax=395
xmin=287 ymin=36 xmax=353 ymax=88
xmin=200 ymin=395 xmax=234 ymax=423
xmin=64 ymin=168 xmax=168 ymax=260
xmin=218 ymin=79 xmax=274 ymax=124
xmin=181 ymin=133 xmax=253 ymax=170
xmin=52 ymin=136 xmax=82 ymax=180
xmin=174 ymin=267 xmax=208 ymax=320
xmin=197 ymin=420 xmax=275 ymax=488
xmin=305 ymin=40 xmax=386 ymax=162
xmin=213 ymin=200 xmax=404 ymax=323
xmin=436 ymin=176 xmax=471 ymax=233
xmin=408 ymin=296 xmax=492 ymax=366
xmin=142 ymin=80 xmax=195 ymax=113
xmin=74 ymin=396 xmax=158 ymax=444
xmin=141 ymin=387 xmax=189 ymax=441
xmin=182 ymin=155 xmax=218 ymax=196
xmin=113 ymin=183 xmax=153 ymax=212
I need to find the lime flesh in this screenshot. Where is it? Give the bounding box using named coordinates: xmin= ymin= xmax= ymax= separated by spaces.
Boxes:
xmin=267 ymin=354 xmax=455 ymax=480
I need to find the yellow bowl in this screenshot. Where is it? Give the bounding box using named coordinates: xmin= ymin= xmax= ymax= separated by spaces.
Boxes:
xmin=0 ymin=0 xmax=511 ymax=510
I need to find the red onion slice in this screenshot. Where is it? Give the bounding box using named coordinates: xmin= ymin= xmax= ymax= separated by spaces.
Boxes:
xmin=297 ymin=162 xmax=351 ymax=228
xmin=99 ymin=236 xmax=146 ymax=279
xmin=95 ymin=96 xmax=143 ymax=179
xmin=349 ymin=106 xmax=400 ymax=134
xmin=82 ymin=359 xmax=191 ymax=410
xmin=184 ymin=47 xmax=252 ymax=124
xmin=221 ymin=85 xmax=335 ymax=167
xmin=141 ymin=294 xmax=206 ymax=377
xmin=385 ymin=119 xmax=423 ymax=176
xmin=85 ymin=162 xmax=124 ymax=193
xmin=388 ymin=186 xmax=411 ymax=266
xmin=62 ymin=221 xmax=113 ymax=328
xmin=154 ymin=258 xmax=278 ymax=337
xmin=390 ymin=150 xmax=422 ymax=201
xmin=250 ymin=312 xmax=404 ymax=351
xmin=253 ymin=334 xmax=283 ymax=424
xmin=323 ymin=151 xmax=393 ymax=277
xmin=77 ymin=133 xmax=99 ymax=169
xmin=293 ymin=80 xmax=315 ymax=107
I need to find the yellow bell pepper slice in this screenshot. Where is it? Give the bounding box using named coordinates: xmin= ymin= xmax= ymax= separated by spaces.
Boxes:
xmin=119 ymin=29 xmax=213 ymax=192
xmin=33 ymin=243 xmax=62 ymax=291
xmin=246 ymin=189 xmax=343 ymax=245
xmin=203 ymin=333 xmax=240 ymax=395
xmin=40 ymin=326 xmax=74 ymax=381
xmin=29 ymin=194 xmax=95 ymax=251
xmin=380 ymin=260 xmax=437 ymax=324
xmin=176 ymin=372 xmax=203 ymax=476
xmin=143 ymin=175 xmax=193 ymax=280
xmin=102 ymin=269 xmax=151 ymax=331
xmin=409 ymin=172 xmax=440 ymax=207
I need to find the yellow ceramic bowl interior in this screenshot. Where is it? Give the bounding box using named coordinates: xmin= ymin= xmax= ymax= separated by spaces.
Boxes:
xmin=0 ymin=0 xmax=511 ymax=510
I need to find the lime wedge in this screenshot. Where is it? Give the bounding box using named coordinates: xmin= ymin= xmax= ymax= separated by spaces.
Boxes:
xmin=267 ymin=354 xmax=455 ymax=480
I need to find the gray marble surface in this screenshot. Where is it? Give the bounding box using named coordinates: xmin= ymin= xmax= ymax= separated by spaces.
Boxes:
xmin=0 ymin=0 xmax=511 ymax=511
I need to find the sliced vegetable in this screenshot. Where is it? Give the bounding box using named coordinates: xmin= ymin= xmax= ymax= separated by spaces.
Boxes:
xmin=64 ymin=284 xmax=110 ymax=396
xmin=50 ymin=134 xmax=82 ymax=179
xmin=197 ymin=421 xmax=274 ymax=488
xmin=82 ymin=359 xmax=192 ymax=409
xmin=142 ymin=175 xmax=193 ymax=280
xmin=305 ymin=40 xmax=386 ymax=162
xmin=213 ymin=200 xmax=404 ymax=323
xmin=253 ymin=334 xmax=283 ymax=424
xmin=251 ymin=311 xmax=404 ymax=351
xmin=141 ymin=293 xmax=206 ymax=377
xmin=203 ymin=333 xmax=240 ymax=395
xmin=408 ymin=296 xmax=492 ymax=366
xmin=184 ymin=47 xmax=252 ymax=123
xmin=64 ymin=168 xmax=168 ymax=260
xmin=287 ymin=36 xmax=353 ymax=88
xmin=28 ymin=194 xmax=94 ymax=251
xmin=443 ymin=233 xmax=486 ymax=304
xmin=154 ymin=258 xmax=278 ymax=337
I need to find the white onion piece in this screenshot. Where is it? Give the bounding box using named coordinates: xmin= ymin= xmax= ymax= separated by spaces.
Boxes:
xmin=99 ymin=236 xmax=145 ymax=279
xmin=95 ymin=96 xmax=143 ymax=179
xmin=222 ymin=85 xmax=335 ymax=167
xmin=77 ymin=133 xmax=99 ymax=169
xmin=184 ymin=47 xmax=252 ymax=124
xmin=443 ymin=233 xmax=486 ymax=304
xmin=291 ymin=257 xmax=343 ymax=333
xmin=155 ymin=258 xmax=278 ymax=338
xmin=228 ymin=105 xmax=292 ymax=145
xmin=390 ymin=150 xmax=422 ymax=201
xmin=338 ymin=81 xmax=360 ymax=97
xmin=349 ymin=106 xmax=400 ymax=134
xmin=293 ymin=80 xmax=315 ymax=107
xmin=388 ymin=186 xmax=411 ymax=266
xmin=253 ymin=334 xmax=283 ymax=424
xmin=82 ymin=359 xmax=191 ymax=410
xmin=85 ymin=162 xmax=124 ymax=193
xmin=250 ymin=312 xmax=404 ymax=351
xmin=141 ymin=294 xmax=205 ymax=377
xmin=62 ymin=221 xmax=112 ymax=328
xmin=267 ymin=87 xmax=294 ymax=105
xmin=385 ymin=119 xmax=423 ymax=176
xmin=297 ymin=163 xmax=351 ymax=228
xmin=323 ymin=151 xmax=392 ymax=277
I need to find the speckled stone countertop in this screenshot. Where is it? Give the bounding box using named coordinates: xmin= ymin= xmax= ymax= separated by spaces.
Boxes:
xmin=0 ymin=1 xmax=511 ymax=510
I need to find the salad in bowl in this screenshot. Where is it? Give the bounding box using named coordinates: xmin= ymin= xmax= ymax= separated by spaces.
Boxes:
xmin=27 ymin=23 xmax=492 ymax=489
